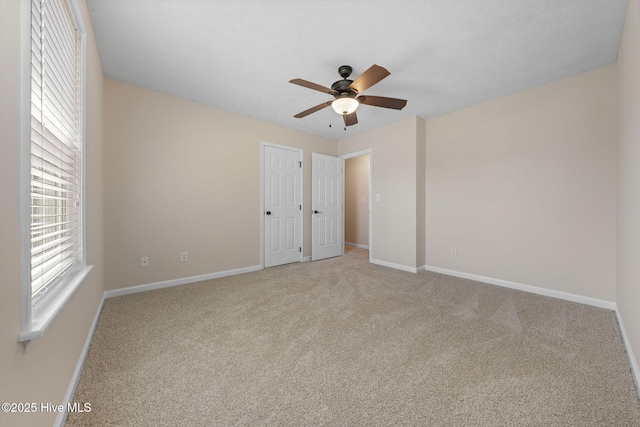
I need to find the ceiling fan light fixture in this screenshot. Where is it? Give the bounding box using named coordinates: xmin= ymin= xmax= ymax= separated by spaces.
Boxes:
xmin=331 ymin=97 xmax=359 ymax=115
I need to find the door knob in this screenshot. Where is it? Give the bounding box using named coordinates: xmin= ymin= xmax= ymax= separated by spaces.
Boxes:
xmin=314 ymin=210 xmax=321 ymax=214
xmin=266 ymin=211 xmax=271 ymax=215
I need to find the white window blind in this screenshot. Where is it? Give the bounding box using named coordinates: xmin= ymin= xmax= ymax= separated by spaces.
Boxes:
xmin=30 ymin=0 xmax=83 ymax=304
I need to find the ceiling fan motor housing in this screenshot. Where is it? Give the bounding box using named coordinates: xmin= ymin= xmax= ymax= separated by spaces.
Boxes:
xmin=332 ymin=65 xmax=357 ymax=96
xmin=331 ymin=79 xmax=356 ymax=96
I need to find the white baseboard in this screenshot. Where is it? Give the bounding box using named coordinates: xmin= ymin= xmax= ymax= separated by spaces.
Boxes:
xmin=104 ymin=265 xmax=263 ymax=299
xmin=615 ymin=306 xmax=640 ymax=398
xmin=301 ymin=256 xmax=311 ymax=262
xmin=421 ymin=265 xmax=616 ymax=310
xmin=345 ymin=242 xmax=369 ymax=249
xmin=371 ymin=258 xmax=419 ymax=274
xmin=55 ymin=294 xmax=105 ymax=427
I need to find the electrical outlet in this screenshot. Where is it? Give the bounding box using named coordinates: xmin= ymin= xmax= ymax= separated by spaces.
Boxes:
xmin=141 ymin=256 xmax=149 ymax=267
xmin=450 ymin=247 xmax=457 ymax=256
xmin=180 ymin=251 xmax=188 ymax=262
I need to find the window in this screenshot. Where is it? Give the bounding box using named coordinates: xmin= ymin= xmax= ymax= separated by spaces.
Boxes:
xmin=20 ymin=0 xmax=92 ymax=343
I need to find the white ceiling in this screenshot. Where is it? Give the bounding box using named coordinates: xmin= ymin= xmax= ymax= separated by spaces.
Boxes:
xmin=87 ymin=0 xmax=628 ymax=141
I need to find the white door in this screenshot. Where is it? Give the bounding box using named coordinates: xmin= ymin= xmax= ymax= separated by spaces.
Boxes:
xmin=312 ymin=153 xmax=344 ymax=261
xmin=264 ymin=145 xmax=302 ymax=267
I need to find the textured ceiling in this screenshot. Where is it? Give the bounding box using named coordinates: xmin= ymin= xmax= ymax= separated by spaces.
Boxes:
xmin=87 ymin=0 xmax=628 ymax=141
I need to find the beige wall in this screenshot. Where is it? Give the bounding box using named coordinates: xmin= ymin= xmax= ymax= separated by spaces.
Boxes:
xmin=0 ymin=1 xmax=105 ymax=426
xmin=425 ymin=65 xmax=618 ymax=302
xmin=103 ymin=79 xmax=336 ymax=290
xmin=338 ymin=116 xmax=423 ymax=269
xmin=345 ymin=155 xmax=370 ymax=247
xmin=617 ymin=0 xmax=640 ymax=377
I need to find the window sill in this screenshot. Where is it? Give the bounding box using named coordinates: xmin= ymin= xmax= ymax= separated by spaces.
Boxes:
xmin=19 ymin=265 xmax=94 ymax=343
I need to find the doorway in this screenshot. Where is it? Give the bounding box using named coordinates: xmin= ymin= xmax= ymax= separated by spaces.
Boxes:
xmin=342 ymin=150 xmax=372 ymax=259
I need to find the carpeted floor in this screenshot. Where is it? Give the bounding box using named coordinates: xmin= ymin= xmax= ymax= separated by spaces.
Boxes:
xmin=67 ymin=246 xmax=640 ymax=426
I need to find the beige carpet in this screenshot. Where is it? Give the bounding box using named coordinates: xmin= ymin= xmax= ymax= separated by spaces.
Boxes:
xmin=67 ymin=247 xmax=640 ymax=426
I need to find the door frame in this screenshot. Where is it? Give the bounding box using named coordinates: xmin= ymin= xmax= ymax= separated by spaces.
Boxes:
xmin=260 ymin=141 xmax=304 ymax=268
xmin=340 ymin=149 xmax=373 ymax=263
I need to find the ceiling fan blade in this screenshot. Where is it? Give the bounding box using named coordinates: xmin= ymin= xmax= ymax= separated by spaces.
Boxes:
xmin=294 ymin=101 xmax=332 ymax=118
xmin=343 ymin=111 xmax=358 ymax=126
xmin=349 ymin=64 xmax=390 ymax=94
xmin=289 ymin=78 xmax=338 ymax=95
xmin=358 ymin=95 xmax=407 ymax=110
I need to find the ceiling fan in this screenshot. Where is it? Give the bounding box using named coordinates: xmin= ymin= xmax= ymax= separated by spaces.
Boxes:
xmin=289 ymin=64 xmax=407 ymax=128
